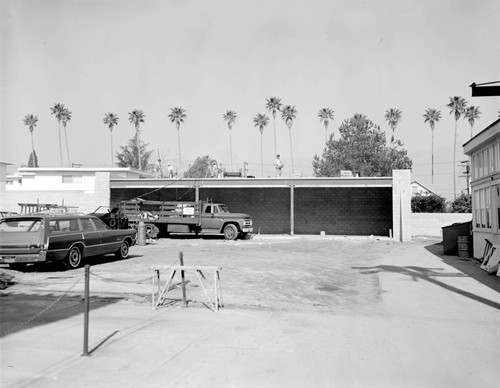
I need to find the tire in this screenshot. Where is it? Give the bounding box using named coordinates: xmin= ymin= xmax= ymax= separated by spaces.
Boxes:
xmin=66 ymin=246 xmax=82 ymax=269
xmin=109 ymin=218 xmax=117 ymax=229
xmin=223 ymin=224 xmax=238 ymax=240
xmin=115 ymin=241 xmax=130 ymax=259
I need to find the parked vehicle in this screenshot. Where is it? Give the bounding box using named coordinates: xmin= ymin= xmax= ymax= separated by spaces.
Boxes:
xmin=100 ymin=199 xmax=253 ymax=240
xmin=0 ymin=211 xmax=18 ymax=219
xmin=0 ymin=213 xmax=137 ymax=269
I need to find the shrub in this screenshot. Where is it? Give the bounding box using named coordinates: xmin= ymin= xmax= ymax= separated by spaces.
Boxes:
xmin=451 ymin=193 xmax=472 ymax=213
xmin=411 ymin=194 xmax=446 ymax=213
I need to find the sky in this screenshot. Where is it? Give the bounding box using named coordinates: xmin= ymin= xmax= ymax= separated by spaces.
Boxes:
xmin=1 ymin=0 xmax=499 ymax=199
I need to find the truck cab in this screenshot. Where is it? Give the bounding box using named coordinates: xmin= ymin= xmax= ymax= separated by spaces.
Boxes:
xmin=201 ymin=203 xmax=253 ymax=239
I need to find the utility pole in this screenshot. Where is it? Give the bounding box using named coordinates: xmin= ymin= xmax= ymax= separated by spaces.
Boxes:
xmin=459 ymin=160 xmax=470 ymax=195
xmin=243 ymin=162 xmax=248 ymax=178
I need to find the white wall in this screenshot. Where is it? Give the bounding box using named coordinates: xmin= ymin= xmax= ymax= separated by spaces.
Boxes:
xmin=411 ymin=213 xmax=472 ymax=237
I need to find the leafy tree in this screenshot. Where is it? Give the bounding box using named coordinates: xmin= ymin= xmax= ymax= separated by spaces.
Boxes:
xmin=115 ymin=135 xmax=153 ymax=171
xmin=103 ymin=112 xmax=119 ymax=166
xmin=464 ymin=105 xmax=481 ymax=138
xmin=253 ymin=113 xmax=270 ymax=177
xmin=281 ymin=105 xmax=297 ymax=174
xmin=318 ymin=107 xmax=334 ymax=143
xmin=128 ymin=109 xmax=146 ymax=170
xmin=28 ymin=149 xmax=39 ymax=168
xmin=313 ymin=113 xmax=412 ymax=177
xmin=384 ymin=108 xmax=402 ymax=145
xmin=423 ymin=108 xmax=441 ymax=184
xmin=168 ymin=106 xmax=187 ymax=174
xmin=184 ymin=155 xmax=216 ymax=178
xmin=50 ymin=102 xmax=67 ymax=166
xmin=447 ymin=96 xmax=468 ymax=199
xmin=451 ymin=193 xmax=472 ymax=213
xmin=411 ymin=194 xmax=446 ymax=213
xmin=265 ymin=96 xmax=282 ymax=156
xmin=222 ymin=110 xmax=237 ymax=170
xmin=23 ymin=113 xmax=39 ymax=166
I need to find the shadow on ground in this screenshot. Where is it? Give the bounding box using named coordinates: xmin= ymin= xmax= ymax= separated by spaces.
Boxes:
xmin=0 ymin=293 xmax=122 ymax=338
xmin=424 ymin=242 xmax=500 ymax=294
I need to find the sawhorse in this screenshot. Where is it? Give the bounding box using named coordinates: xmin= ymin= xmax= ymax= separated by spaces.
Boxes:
xmin=152 ymin=266 xmax=223 ymax=312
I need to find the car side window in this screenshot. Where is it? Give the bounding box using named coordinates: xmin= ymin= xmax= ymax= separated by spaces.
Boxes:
xmin=80 ymin=218 xmax=95 ymax=232
xmin=91 ymin=218 xmax=109 ymax=231
xmin=49 ymin=220 xmax=59 ymax=232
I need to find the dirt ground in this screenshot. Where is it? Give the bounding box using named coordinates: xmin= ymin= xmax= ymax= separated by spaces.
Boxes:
xmin=1 ymin=235 xmax=396 ymax=321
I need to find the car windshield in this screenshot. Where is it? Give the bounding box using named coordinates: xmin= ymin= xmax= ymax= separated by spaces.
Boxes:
xmin=0 ymin=218 xmax=42 ymax=232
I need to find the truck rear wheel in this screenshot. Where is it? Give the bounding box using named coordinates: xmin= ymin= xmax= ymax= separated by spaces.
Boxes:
xmin=223 ymin=224 xmax=238 ymax=240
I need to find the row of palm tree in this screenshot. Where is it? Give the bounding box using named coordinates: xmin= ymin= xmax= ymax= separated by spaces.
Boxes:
xmin=23 ymin=97 xmax=486 ymax=187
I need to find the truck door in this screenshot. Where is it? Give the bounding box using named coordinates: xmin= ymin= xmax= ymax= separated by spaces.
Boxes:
xmin=202 ymin=205 xmax=224 ymax=231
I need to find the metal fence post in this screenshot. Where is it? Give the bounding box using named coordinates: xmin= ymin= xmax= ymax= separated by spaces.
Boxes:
xmin=179 ymin=252 xmax=187 ymax=307
xmin=82 ymin=264 xmax=90 ymax=357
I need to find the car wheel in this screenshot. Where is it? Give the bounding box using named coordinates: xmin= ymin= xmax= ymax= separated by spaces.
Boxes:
xmin=223 ymin=224 xmax=238 ymax=240
xmin=66 ymin=246 xmax=82 ymax=269
xmin=115 ymin=241 xmax=130 ymax=259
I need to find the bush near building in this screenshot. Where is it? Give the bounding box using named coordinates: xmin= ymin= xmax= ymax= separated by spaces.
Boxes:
xmin=411 ymin=194 xmax=447 ymax=213
xmin=451 ymin=193 xmax=472 ymax=213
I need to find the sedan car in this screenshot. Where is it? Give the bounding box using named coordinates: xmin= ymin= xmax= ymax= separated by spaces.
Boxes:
xmin=0 ymin=213 xmax=137 ymax=269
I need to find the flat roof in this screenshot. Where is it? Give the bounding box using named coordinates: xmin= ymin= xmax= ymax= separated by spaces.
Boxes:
xmin=110 ymin=176 xmax=393 ymax=189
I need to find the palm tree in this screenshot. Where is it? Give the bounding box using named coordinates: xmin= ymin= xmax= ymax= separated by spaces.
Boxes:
xmin=128 ymin=109 xmax=146 ymax=170
xmin=103 ymin=113 xmax=119 ymax=166
xmin=265 ymin=97 xmax=282 ymax=156
xmin=281 ymin=105 xmax=297 ymax=174
xmin=384 ymin=108 xmax=402 ymax=145
xmin=447 ymin=96 xmax=468 ymax=199
xmin=253 ymin=113 xmax=270 ymax=177
xmin=168 ymin=107 xmax=187 ymax=173
xmin=222 ymin=110 xmax=237 ymax=170
xmin=464 ymin=106 xmax=482 ymax=138
xmin=318 ymin=107 xmax=334 ymax=143
xmin=61 ymin=108 xmax=72 ymax=166
xmin=23 ymin=114 xmax=39 ymax=165
xmin=423 ymin=108 xmax=442 ymax=184
xmin=50 ymin=103 xmax=67 ymax=167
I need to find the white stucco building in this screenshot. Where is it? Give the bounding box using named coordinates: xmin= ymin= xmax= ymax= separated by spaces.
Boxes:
xmin=463 ymin=118 xmax=500 ymax=258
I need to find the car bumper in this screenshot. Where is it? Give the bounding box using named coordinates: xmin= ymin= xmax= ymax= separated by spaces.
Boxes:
xmin=242 ymin=228 xmax=253 ymax=233
xmin=0 ymin=251 xmax=47 ymax=264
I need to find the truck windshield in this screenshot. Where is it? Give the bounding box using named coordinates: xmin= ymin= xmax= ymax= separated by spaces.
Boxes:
xmin=0 ymin=218 xmax=42 ymax=232
xmin=219 ymin=205 xmax=229 ymax=213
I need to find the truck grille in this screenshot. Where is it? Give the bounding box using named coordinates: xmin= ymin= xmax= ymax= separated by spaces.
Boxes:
xmin=243 ymin=219 xmax=252 ymax=227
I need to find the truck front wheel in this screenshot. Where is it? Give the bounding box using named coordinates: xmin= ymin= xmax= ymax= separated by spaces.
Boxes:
xmin=223 ymin=224 xmax=238 ymax=240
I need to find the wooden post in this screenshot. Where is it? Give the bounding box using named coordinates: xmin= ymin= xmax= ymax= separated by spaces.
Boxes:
xmin=179 ymin=252 xmax=188 ymax=307
xmin=82 ymin=265 xmax=90 ymax=357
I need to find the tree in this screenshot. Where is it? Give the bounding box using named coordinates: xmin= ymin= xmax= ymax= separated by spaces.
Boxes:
xmin=464 ymin=105 xmax=481 ymax=138
xmin=115 ymin=135 xmax=153 ymax=171
xmin=168 ymin=107 xmax=187 ymax=173
xmin=128 ymin=109 xmax=146 ymax=171
xmin=28 ymin=149 xmax=39 ymax=168
xmin=184 ymin=155 xmax=216 ymax=178
xmin=384 ymin=108 xmax=402 ymax=145
xmin=103 ymin=113 xmax=119 ymax=166
xmin=253 ymin=113 xmax=270 ymax=177
xmin=222 ymin=110 xmax=237 ymax=170
xmin=451 ymin=193 xmax=472 ymax=213
xmin=411 ymin=194 xmax=446 ymax=213
xmin=23 ymin=113 xmax=39 ymax=167
xmin=423 ymin=108 xmax=441 ymax=184
xmin=50 ymin=102 xmax=67 ymax=167
xmin=281 ymin=105 xmax=297 ymax=174
xmin=61 ymin=108 xmax=72 ymax=166
xmin=312 ymin=113 xmax=412 ymax=177
xmin=447 ymin=96 xmax=468 ymax=199
xmin=318 ymin=108 xmax=334 ymax=143
xmin=265 ymin=96 xmax=282 ymax=156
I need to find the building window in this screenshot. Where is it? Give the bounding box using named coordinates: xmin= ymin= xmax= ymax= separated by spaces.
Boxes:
xmin=62 ymin=175 xmax=82 ymax=184
xmin=474 ymin=187 xmax=491 ymax=230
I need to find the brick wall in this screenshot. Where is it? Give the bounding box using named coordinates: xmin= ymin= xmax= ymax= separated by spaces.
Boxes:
xmin=111 ymin=186 xmax=392 ymax=235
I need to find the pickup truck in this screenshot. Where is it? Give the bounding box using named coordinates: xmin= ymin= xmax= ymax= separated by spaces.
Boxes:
xmin=102 ymin=199 xmax=253 ymax=240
